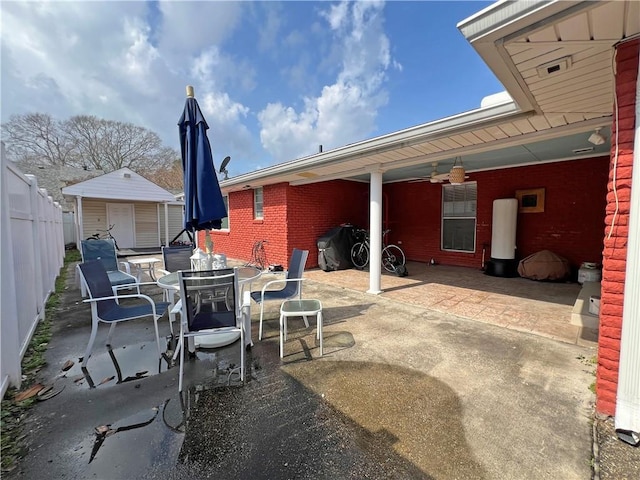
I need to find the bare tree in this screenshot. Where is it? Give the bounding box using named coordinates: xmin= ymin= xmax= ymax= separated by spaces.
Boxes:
xmin=1 ymin=113 xmax=75 ymax=166
xmin=147 ymin=159 xmax=184 ymax=192
xmin=1 ymin=113 xmax=178 ymax=174
xmin=62 ymin=115 xmax=172 ymax=171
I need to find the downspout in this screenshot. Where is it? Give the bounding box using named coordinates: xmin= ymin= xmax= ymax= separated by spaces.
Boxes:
xmin=615 ymin=47 xmax=640 ymax=446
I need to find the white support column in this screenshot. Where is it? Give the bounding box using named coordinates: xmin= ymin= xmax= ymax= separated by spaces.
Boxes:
xmin=367 ymin=167 xmax=384 ymax=294
xmin=75 ymin=196 xmax=83 ymax=248
xmin=164 ymin=202 xmax=169 ymax=246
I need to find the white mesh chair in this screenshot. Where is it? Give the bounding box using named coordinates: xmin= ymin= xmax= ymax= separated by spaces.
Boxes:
xmin=250 ymin=248 xmax=309 ymax=340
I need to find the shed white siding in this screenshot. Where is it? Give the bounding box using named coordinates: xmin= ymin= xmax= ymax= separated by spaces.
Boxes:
xmin=159 ymin=204 xmax=186 ymax=245
xmin=135 ymin=203 xmax=159 ymax=248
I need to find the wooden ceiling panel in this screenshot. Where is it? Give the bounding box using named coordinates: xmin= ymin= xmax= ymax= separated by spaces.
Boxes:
xmin=556 ymin=11 xmax=591 ymax=41
xmin=529 ymin=116 xmax=553 ymax=131
xmin=484 ymin=126 xmax=510 ymax=140
xmin=472 ymin=129 xmax=497 ymax=143
xmin=511 ymin=119 xmax=537 ymax=134
xmin=590 ymin=1 xmax=626 ymax=39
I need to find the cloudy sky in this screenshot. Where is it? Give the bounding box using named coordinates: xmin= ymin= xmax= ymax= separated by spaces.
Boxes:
xmin=1 ymin=0 xmax=502 ymax=177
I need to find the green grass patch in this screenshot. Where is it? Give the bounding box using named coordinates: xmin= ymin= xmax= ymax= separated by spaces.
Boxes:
xmin=1 ymin=249 xmax=79 ymax=473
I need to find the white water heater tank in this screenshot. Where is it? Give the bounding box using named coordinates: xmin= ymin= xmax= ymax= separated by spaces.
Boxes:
xmin=491 ymin=199 xmax=518 ymax=260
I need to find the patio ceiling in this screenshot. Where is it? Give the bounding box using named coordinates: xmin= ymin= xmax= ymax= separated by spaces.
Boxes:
xmin=221 ymin=0 xmax=637 ymax=193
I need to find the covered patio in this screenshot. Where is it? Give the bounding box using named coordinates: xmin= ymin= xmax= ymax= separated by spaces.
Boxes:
xmin=304 ymin=262 xmax=599 ymax=347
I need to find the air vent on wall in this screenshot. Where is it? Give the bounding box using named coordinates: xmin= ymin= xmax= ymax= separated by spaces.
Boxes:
xmin=537 ymin=56 xmax=572 ymax=78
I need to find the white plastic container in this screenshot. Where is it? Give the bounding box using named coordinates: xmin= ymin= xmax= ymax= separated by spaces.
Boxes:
xmin=491 ymin=199 xmax=518 ymax=259
xmin=578 ymin=263 xmax=602 ymax=284
xmin=589 ymin=296 xmax=601 ymax=315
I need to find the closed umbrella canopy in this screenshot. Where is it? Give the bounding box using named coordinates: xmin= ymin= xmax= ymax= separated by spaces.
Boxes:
xmin=179 ymin=86 xmax=227 ymax=231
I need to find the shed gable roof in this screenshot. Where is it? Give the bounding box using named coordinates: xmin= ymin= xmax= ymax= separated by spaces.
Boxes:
xmin=62 ymin=167 xmax=175 ymax=202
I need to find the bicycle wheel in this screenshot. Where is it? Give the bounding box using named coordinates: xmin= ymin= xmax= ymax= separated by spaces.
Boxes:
xmin=381 ymin=245 xmax=406 ymax=272
xmin=351 ymin=242 xmax=369 ymax=269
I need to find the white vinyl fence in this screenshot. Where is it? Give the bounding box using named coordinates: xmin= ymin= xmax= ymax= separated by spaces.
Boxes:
xmin=1 ymin=145 xmax=65 ymax=398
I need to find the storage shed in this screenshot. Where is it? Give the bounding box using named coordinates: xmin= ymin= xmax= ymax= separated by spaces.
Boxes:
xmin=62 ymin=168 xmax=183 ymax=249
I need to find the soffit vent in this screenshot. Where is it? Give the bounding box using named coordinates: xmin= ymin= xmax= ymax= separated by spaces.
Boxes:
xmin=573 ymin=146 xmax=594 ymax=155
xmin=536 ymin=56 xmax=572 ymax=78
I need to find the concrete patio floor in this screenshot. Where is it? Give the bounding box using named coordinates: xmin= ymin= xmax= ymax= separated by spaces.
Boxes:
xmin=304 ymin=261 xmax=599 ymax=347
xmin=6 ymin=260 xmax=602 ymax=479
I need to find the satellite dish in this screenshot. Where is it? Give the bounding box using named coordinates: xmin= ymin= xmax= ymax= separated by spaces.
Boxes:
xmin=219 ymin=156 xmax=231 ymax=180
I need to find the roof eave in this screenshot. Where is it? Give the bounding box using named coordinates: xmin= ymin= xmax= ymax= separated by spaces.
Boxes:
xmin=457 ymin=0 xmax=595 ymax=112
xmin=221 ymin=98 xmax=524 ymax=190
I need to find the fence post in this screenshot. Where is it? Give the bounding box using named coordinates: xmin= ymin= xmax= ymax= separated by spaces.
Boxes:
xmin=1 ymin=145 xmax=22 ymax=394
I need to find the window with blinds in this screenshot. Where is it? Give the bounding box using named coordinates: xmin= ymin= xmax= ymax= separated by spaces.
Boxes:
xmin=441 ymin=182 xmax=477 ymax=252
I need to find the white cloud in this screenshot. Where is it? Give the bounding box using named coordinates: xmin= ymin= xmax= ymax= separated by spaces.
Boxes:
xmin=257 ymin=0 xmax=393 ymax=163
xmin=0 ymin=0 xmax=402 ymax=174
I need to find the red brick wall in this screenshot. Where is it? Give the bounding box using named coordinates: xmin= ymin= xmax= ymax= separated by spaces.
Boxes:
xmin=385 ymin=157 xmax=609 ymax=270
xmin=287 ymin=180 xmax=369 ymax=267
xmin=209 ymin=180 xmax=368 ymax=269
xmin=596 ymin=38 xmax=639 ymax=416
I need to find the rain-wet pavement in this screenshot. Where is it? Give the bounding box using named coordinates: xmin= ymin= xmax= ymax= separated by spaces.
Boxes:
xmin=6 ymin=262 xmax=602 ymax=479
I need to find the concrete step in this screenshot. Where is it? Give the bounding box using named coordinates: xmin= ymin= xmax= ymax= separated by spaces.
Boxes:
xmin=571 ymin=281 xmax=601 ymax=329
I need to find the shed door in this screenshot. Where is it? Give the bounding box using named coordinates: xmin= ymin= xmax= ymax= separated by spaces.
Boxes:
xmin=107 ymin=203 xmax=135 ymax=248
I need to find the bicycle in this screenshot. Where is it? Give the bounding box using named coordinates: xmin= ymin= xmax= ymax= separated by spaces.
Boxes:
xmin=350 ymin=229 xmax=406 ymax=273
xmin=87 ymin=224 xmax=120 ymax=250
xmin=246 ymin=239 xmax=269 ymax=270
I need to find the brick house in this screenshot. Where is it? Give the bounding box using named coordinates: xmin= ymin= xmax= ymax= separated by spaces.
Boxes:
xmin=201 ymin=2 xmax=639 ymax=435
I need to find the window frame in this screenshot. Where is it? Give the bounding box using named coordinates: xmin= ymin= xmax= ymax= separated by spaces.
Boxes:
xmin=441 ymin=182 xmax=477 ymax=253
xmin=253 ymin=187 xmax=263 ymax=220
xmin=220 ymin=195 xmax=229 ymax=230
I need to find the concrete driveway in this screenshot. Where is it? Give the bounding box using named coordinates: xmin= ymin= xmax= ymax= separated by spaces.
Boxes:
xmin=5 ymin=262 xmax=597 ymax=479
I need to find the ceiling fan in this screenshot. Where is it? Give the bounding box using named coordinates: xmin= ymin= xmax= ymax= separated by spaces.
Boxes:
xmin=410 ymin=162 xmax=451 ymax=183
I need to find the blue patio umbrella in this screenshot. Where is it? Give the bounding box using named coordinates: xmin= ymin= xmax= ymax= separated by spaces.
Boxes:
xmin=178 ymin=86 xmax=227 ymax=232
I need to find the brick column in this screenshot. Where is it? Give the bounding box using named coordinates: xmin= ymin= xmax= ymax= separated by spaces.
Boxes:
xmin=596 ymin=38 xmax=639 ymax=416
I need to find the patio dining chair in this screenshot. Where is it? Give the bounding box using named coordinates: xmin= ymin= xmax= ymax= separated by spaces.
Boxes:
xmin=158 ymin=245 xmax=194 ymax=278
xmin=156 ymin=244 xmax=195 ymax=343
xmin=77 ymin=260 xmax=170 ymax=368
xmin=250 ymin=248 xmax=309 ymax=340
xmin=175 ymin=268 xmax=250 ymax=391
xmin=79 ymin=239 xmax=138 ymax=297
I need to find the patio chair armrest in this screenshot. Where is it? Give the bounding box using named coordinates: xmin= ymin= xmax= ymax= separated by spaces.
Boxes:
xmin=133 ymin=281 xmax=162 ymax=287
xmin=83 ymin=293 xmax=156 ymax=305
xmin=259 ymin=277 xmax=305 ymax=293
xmin=156 ymin=268 xmax=170 ymax=277
xmin=113 ymin=283 xmax=141 ymax=294
xmin=171 ymin=299 xmax=183 ymax=315
xmin=120 ymin=261 xmax=132 ymax=274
